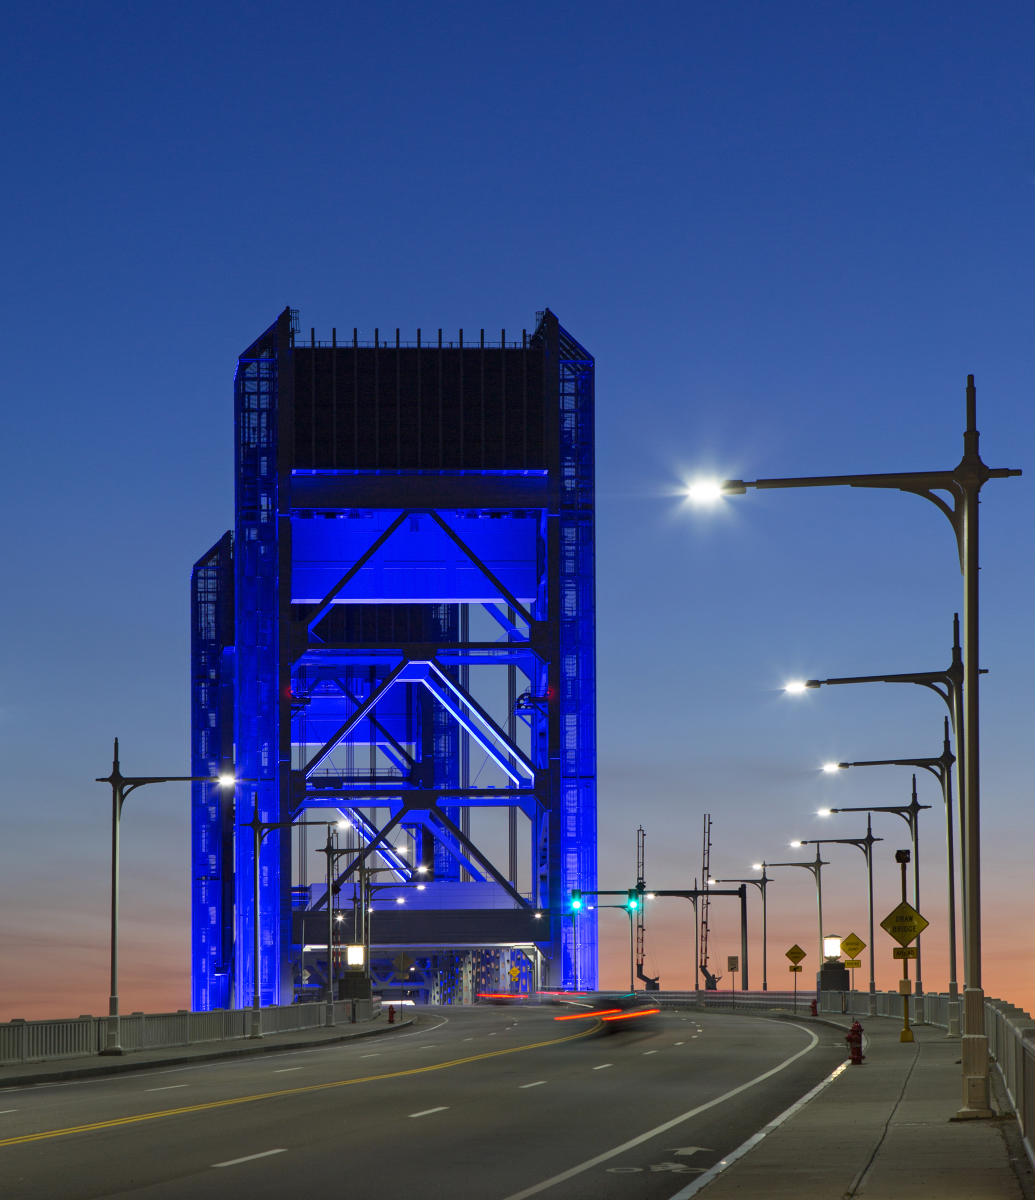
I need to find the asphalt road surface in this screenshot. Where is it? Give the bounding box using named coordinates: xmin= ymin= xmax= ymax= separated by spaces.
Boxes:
xmin=0 ymin=1005 xmax=846 ymax=1200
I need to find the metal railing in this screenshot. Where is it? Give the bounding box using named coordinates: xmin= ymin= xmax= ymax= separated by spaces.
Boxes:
xmin=818 ymin=988 xmax=1034 ymax=1167
xmin=0 ymin=998 xmax=381 ymax=1066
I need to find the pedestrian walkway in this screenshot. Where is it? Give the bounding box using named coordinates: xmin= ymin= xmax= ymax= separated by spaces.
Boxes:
xmin=693 ymin=1014 xmax=1031 ymax=1199
xmin=0 ymin=1009 xmax=414 ymax=1090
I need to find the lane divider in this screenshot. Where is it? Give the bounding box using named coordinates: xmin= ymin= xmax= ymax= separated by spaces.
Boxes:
xmin=0 ymin=1023 xmax=600 ymax=1150
xmin=213 ymin=1148 xmax=285 ymax=1169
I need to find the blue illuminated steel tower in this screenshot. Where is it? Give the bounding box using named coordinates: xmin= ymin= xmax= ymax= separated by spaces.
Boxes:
xmin=190 ymin=308 xmax=596 ymax=1009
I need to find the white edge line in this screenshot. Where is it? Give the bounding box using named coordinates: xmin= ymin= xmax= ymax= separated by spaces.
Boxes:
xmin=273 ymin=1067 xmax=303 ymax=1073
xmin=592 ymin=1063 xmax=613 ymax=1070
xmin=409 ymin=1106 xmax=449 ymax=1118
xmin=213 ymin=1148 xmax=287 ymax=1168
xmin=0 ymin=1108 xmax=18 ymax=1113
xmin=500 ymin=1021 xmax=823 ymax=1200
xmin=146 ymin=1084 xmax=188 ymax=1092
xmin=665 ymin=1058 xmax=850 ymax=1200
xmin=520 ymin=1081 xmax=547 ymax=1089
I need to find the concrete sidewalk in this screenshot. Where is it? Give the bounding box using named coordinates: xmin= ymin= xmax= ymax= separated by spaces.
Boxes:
xmin=695 ymin=1014 xmax=1032 ymax=1199
xmin=0 ymin=1010 xmax=414 ymax=1090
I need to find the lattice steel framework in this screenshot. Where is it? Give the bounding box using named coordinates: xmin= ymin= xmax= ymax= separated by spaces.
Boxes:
xmin=191 ymin=308 xmax=597 ymax=1008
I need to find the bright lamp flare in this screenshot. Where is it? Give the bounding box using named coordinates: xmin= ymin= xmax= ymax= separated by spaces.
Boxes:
xmin=685 ymin=479 xmax=724 ymax=504
xmin=751 ymin=863 xmax=763 ymax=871
xmin=821 ymin=762 xmax=843 ymax=774
xmin=790 ymin=840 xmax=804 ymax=848
xmin=817 ymin=808 xmax=833 ymax=818
xmin=217 ymin=773 xmax=235 ymax=787
xmin=784 ymin=680 xmax=808 ymax=694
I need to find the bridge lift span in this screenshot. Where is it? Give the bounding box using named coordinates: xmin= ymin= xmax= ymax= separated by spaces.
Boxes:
xmin=190 ymin=309 xmax=597 ymax=1010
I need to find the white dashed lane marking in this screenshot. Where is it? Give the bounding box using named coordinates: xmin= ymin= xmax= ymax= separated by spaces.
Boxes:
xmin=409 ymin=1107 xmax=449 ymax=1119
xmin=214 ymin=1149 xmax=286 ymax=1168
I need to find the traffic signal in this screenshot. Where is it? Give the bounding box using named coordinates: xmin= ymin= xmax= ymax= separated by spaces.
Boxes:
xmin=570 ymin=890 xmax=583 ymax=911
xmin=626 ymin=890 xmax=639 ymax=911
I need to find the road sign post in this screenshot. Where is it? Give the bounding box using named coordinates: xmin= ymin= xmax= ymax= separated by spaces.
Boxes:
xmin=881 ymin=857 xmax=930 ymax=1044
xmin=785 ymin=945 xmax=806 ymax=1014
xmin=840 ymin=932 xmax=866 ymax=1000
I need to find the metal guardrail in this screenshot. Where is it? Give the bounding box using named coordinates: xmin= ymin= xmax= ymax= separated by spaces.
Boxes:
xmin=0 ymin=998 xmax=380 ymax=1066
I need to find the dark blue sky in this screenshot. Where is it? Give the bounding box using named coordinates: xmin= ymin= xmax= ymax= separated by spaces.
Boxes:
xmin=1 ymin=1 xmax=1031 ymax=1015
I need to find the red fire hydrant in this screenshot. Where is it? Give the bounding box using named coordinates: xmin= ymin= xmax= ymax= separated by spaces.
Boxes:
xmin=809 ymin=999 xmax=818 ymax=1017
xmin=845 ymin=1020 xmax=865 ymax=1065
xmin=388 ymin=1004 xmax=396 ymax=1024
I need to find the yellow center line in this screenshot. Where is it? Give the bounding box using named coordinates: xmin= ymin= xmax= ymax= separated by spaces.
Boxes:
xmin=0 ymin=1022 xmax=600 ymax=1149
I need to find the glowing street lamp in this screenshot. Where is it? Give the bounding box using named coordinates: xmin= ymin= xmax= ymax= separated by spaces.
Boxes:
xmin=823 ymin=935 xmax=843 ymax=960
xmin=684 ymin=479 xmax=725 ymax=505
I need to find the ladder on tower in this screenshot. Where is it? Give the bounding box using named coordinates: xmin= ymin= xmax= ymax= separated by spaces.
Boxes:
xmin=635 ymin=825 xmax=658 ymax=990
xmin=699 ymin=814 xmax=715 ymax=988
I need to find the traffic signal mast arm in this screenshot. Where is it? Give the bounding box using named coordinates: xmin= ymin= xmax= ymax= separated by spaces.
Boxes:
xmin=650 ymin=888 xmax=743 ymax=900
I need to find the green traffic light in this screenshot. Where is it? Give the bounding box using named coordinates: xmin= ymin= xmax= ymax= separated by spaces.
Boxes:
xmin=626 ymin=890 xmax=639 ymax=911
xmin=571 ymin=890 xmax=583 ymax=911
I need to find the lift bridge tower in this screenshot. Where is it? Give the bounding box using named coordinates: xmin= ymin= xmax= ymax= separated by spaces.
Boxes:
xmin=190 ymin=308 xmax=597 ymax=1009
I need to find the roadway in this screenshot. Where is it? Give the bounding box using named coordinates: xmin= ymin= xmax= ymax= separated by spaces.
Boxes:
xmin=0 ymin=1004 xmax=847 ymax=1199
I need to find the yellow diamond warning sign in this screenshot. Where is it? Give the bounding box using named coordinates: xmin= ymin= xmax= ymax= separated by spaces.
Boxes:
xmin=880 ymin=901 xmax=929 ymax=947
xmin=841 ymin=932 xmax=866 ymax=959
xmin=785 ymin=944 xmax=807 ymax=965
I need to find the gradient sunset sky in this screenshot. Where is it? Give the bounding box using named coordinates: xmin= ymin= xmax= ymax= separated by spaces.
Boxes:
xmin=1 ymin=1 xmax=1031 ymax=1020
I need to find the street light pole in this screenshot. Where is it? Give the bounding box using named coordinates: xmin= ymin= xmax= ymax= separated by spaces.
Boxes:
xmin=716 ymin=376 xmax=1018 ymax=1115
xmin=97 ymin=739 xmax=235 ymax=1055
xmin=827 ymin=732 xmax=959 ymax=1032
xmin=764 ymin=851 xmax=829 ymax=965
xmin=793 ymin=611 xmax=967 ymax=882
xmin=792 ymin=824 xmax=882 ymax=1016
xmin=247 ymin=816 xmax=337 ymax=1036
xmin=823 ymin=781 xmax=930 ymax=1001
xmin=715 ymin=868 xmax=771 ymax=990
